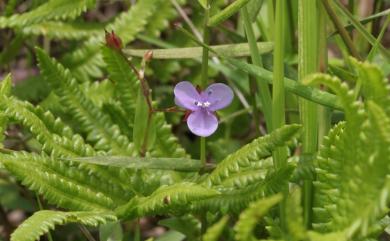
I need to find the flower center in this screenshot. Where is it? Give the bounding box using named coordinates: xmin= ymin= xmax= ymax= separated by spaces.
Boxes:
xmin=194 ymin=101 xmax=211 ymax=108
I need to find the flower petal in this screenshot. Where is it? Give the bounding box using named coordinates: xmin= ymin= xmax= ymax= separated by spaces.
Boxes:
xmin=203 ymin=83 xmax=234 ymax=111
xmin=174 ymin=81 xmax=200 ymax=111
xmin=187 ymin=110 xmax=218 ymax=137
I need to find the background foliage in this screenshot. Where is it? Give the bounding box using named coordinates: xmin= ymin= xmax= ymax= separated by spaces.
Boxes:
xmin=0 ymin=0 xmax=389 ymax=241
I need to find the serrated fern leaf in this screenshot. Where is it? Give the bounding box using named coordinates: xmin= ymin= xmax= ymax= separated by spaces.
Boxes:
xmin=81 ymin=79 xmax=114 ymax=108
xmin=116 ymin=182 xmax=219 ymax=219
xmin=102 ymin=46 xmax=139 ymax=120
xmin=350 ymin=58 xmax=390 ymax=113
xmin=151 ymin=112 xmax=188 ymax=158
xmin=0 ymin=75 xmax=12 ymax=146
xmin=234 ymin=194 xmax=282 ymax=241
xmin=61 ymin=40 xmax=105 ymax=82
xmin=0 ymin=152 xmax=118 ymax=211
xmin=0 ymin=0 xmax=95 ymax=28
xmin=21 ymin=21 xmax=103 ymax=40
xmin=220 ymin=157 xmax=273 ymax=189
xmin=0 ymin=95 xmax=91 ymax=157
xmin=202 ymin=216 xmax=229 ymax=241
xmin=36 ymin=48 xmax=134 ymax=155
xmin=11 ymin=210 xmax=116 ymax=241
xmin=62 ymin=0 xmax=163 ymax=81
xmin=193 ymin=166 xmax=293 ymax=214
xmin=311 ymin=61 xmax=390 ymax=239
xmin=203 ymin=124 xmax=300 ymax=186
xmin=143 ymin=0 xmax=178 ymax=37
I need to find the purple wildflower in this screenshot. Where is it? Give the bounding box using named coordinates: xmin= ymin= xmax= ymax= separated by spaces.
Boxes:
xmin=174 ymin=81 xmax=234 ymax=137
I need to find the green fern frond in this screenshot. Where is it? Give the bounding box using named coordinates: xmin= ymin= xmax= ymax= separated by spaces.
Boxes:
xmin=203 ymin=124 xmax=300 ymax=186
xmin=102 ymin=101 xmax=133 ymax=138
xmin=36 ymin=47 xmax=134 ymax=155
xmin=220 ymin=157 xmax=273 ymax=189
xmin=11 ymin=210 xmax=116 ymax=241
xmin=350 ymin=58 xmax=390 ymax=112
xmin=81 ymin=79 xmax=114 ymax=108
xmin=285 ymin=189 xmax=306 ymax=240
xmin=0 ymin=94 xmax=134 ymax=192
xmin=312 ymin=61 xmax=390 ymax=239
xmin=0 ymin=152 xmax=118 ymax=211
xmin=0 ymin=0 xmax=95 ymax=28
xmin=116 ymin=182 xmax=219 ymax=219
xmin=21 ymin=21 xmax=103 ymax=40
xmin=202 ymin=216 xmax=229 ymax=241
xmin=0 ymin=75 xmax=12 ymax=146
xmin=105 ymin=0 xmax=164 ymax=44
xmin=151 ymin=112 xmax=188 ymax=158
xmin=61 ymin=40 xmax=105 ymax=82
xmin=143 ymin=0 xmax=177 ymax=37
xmin=193 ymin=166 xmax=293 ymax=214
xmin=234 ymin=194 xmax=282 ymax=241
xmin=62 ymin=0 xmax=163 ymax=81
xmin=0 ymin=95 xmax=86 ymax=157
xmin=102 ymin=46 xmax=139 ymax=120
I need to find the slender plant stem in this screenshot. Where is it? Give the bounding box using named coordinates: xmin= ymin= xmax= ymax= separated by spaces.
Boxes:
xmin=267 ymin=0 xmax=274 ymax=40
xmin=318 ymin=1 xmax=331 ymax=147
xmin=272 ymin=0 xmax=287 ymax=167
xmin=367 ymin=15 xmax=390 ymax=61
xmin=272 ymin=0 xmax=287 ymax=232
xmin=36 ymin=194 xmax=54 ymax=241
xmin=242 ymin=5 xmax=273 ymax=131
xmin=200 ymin=0 xmax=210 ymax=166
xmin=79 ymin=225 xmax=97 ymax=241
xmin=321 ymin=0 xmax=362 ymax=60
xmin=298 ymin=0 xmax=319 ymax=229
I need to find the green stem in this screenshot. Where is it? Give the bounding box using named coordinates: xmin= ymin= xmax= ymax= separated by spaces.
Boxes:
xmin=318 ymin=1 xmax=331 ymax=147
xmin=267 ymin=0 xmax=274 ymax=40
xmin=321 ymin=0 xmax=362 ymax=60
xmin=36 ymin=194 xmax=54 ymax=241
xmin=242 ymin=5 xmax=273 ymax=131
xmin=367 ymin=14 xmax=390 ymax=61
xmin=272 ymin=0 xmax=287 ymax=232
xmin=200 ymin=0 xmax=210 ymax=166
xmin=298 ymin=0 xmax=319 ymax=229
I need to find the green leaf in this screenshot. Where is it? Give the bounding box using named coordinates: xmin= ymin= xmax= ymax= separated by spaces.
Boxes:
xmin=99 ymin=222 xmax=123 ymax=241
xmin=198 ymin=0 xmax=208 ymax=9
xmin=133 ymin=88 xmax=155 ymax=153
xmin=155 ymin=231 xmax=185 ymax=241
xmin=116 ymin=183 xmax=219 ymax=219
xmin=102 ymin=46 xmax=139 ymax=119
xmin=202 ymin=216 xmax=229 ymax=241
xmin=203 ymin=124 xmax=300 ymax=186
xmin=159 ymin=216 xmax=200 ymax=240
xmin=208 ymin=0 xmax=251 ymax=26
xmin=234 ymin=194 xmax=282 ymax=241
xmin=11 ymin=210 xmax=116 ymax=241
xmin=36 ymin=47 xmax=134 ymax=155
xmin=69 ymin=156 xmax=202 ymax=172
xmin=125 ymin=42 xmax=273 ymax=59
xmin=247 ymin=0 xmax=264 ymax=22
xmin=0 ymin=0 xmax=96 ymax=28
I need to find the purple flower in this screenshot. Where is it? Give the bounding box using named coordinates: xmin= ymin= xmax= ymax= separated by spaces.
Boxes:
xmin=174 ymin=81 xmax=234 ymax=137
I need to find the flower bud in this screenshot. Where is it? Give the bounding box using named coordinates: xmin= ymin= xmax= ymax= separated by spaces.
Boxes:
xmin=105 ymin=30 xmax=122 ymax=50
